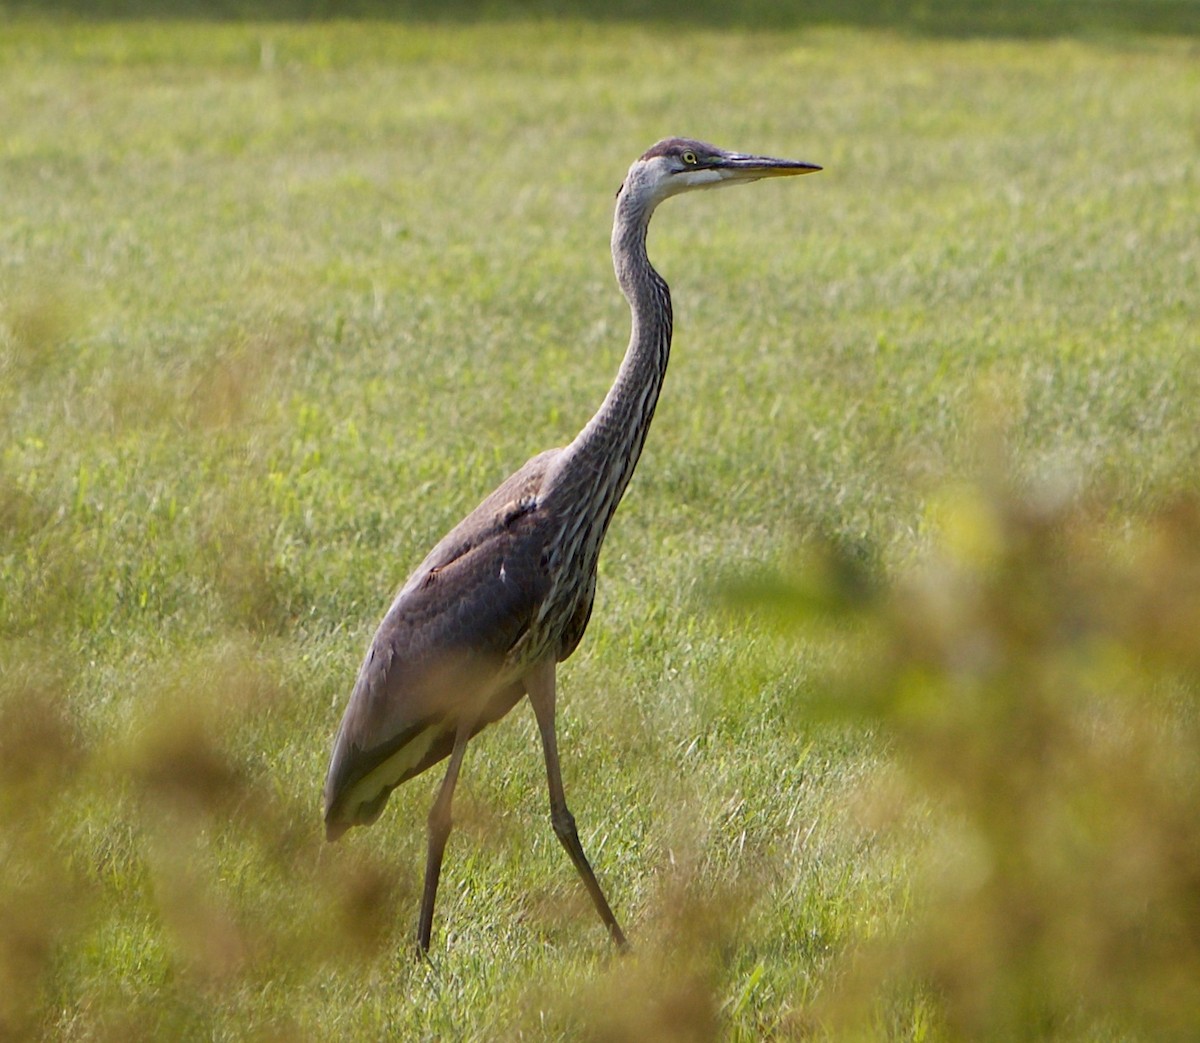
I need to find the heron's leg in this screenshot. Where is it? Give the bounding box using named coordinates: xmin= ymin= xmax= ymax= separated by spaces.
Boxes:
xmin=417 ymin=716 xmax=473 ymax=956
xmin=525 ymin=660 xmax=628 ymax=949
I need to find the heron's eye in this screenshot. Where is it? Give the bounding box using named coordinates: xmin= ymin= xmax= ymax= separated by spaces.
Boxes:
xmin=682 ymin=150 xmax=698 ymax=166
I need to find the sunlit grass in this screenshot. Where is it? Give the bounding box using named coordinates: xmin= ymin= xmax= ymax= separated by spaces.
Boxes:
xmin=1 ymin=12 xmax=1198 ymax=1040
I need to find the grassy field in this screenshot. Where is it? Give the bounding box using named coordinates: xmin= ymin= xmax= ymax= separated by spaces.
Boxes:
xmin=2 ymin=7 xmax=1199 ymax=1040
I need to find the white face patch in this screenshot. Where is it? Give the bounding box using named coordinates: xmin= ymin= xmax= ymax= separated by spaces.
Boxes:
xmin=625 ymin=156 xmax=673 ymax=205
xmin=672 ymin=167 xmax=730 ymax=191
xmin=622 ymin=153 xmax=761 ymax=210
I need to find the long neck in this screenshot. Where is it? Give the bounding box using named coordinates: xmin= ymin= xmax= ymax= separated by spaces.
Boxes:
xmin=549 ymin=190 xmax=673 ymax=524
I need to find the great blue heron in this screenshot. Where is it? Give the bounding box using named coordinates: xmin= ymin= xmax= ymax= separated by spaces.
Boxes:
xmin=323 ymin=138 xmax=820 ymax=953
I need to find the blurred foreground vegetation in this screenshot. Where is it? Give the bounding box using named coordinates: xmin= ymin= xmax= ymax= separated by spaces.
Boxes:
xmin=2 ymin=7 xmax=1199 ymax=1040
xmin=742 ymin=465 xmax=1200 ymax=1040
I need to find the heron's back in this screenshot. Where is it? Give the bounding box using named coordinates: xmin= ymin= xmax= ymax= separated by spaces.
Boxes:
xmin=322 ymin=447 xmax=605 ymax=835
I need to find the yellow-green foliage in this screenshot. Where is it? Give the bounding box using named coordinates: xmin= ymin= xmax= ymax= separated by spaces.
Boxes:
xmin=903 ymin=494 xmax=1199 ymax=1039
xmin=782 ymin=473 xmax=1200 ymax=1040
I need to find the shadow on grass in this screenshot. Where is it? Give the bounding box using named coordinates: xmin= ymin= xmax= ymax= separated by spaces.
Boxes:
xmin=5 ymin=0 xmax=1200 ymax=36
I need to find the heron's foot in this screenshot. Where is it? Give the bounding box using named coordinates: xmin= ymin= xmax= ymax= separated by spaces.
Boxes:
xmin=414 ymin=931 xmax=435 ymax=963
xmin=611 ymin=924 xmax=631 ymax=953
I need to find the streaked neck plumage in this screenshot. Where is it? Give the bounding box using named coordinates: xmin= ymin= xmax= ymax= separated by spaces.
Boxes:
xmin=546 ymin=180 xmax=673 ymax=530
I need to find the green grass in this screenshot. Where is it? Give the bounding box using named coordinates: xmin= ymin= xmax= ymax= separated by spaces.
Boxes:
xmin=9 ymin=0 xmax=1200 ymax=36
xmin=2 ymin=10 xmax=1199 ymax=1041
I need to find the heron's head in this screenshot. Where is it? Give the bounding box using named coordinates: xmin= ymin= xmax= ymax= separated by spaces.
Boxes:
xmin=618 ymin=137 xmax=821 ymax=210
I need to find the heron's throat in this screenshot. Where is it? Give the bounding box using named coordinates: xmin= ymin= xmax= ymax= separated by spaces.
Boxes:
xmin=553 ymin=192 xmax=673 ymax=526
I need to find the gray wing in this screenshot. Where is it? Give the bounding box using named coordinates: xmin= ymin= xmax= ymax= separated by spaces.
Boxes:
xmin=323 ymin=449 xmax=559 ymax=836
